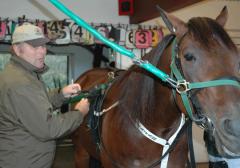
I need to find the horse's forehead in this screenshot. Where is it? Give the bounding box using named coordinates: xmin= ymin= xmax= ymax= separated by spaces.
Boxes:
xmin=182 ymin=33 xmax=236 ymax=56
xmin=185 ymin=17 xmax=237 ymax=54
xmin=179 ymin=33 xmax=239 ymax=76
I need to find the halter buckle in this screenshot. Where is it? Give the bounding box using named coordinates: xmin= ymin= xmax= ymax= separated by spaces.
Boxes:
xmin=176 ymin=80 xmax=190 ymax=94
xmin=108 ymin=72 xmax=115 ymax=80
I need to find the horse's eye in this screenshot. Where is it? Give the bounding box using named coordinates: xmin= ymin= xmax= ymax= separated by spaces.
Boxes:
xmin=184 ymin=53 xmax=196 ymax=61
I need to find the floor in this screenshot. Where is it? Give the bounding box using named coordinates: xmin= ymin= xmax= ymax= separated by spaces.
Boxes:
xmin=52 ymin=143 xmax=75 ymax=168
xmin=52 ymin=143 xmax=209 ymax=168
xmin=197 ymin=163 xmax=209 ymax=168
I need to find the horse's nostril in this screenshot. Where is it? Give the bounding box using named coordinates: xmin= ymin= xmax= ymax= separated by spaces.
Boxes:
xmin=223 ymin=119 xmax=240 ymax=137
xmin=223 ymin=119 xmax=234 ymax=136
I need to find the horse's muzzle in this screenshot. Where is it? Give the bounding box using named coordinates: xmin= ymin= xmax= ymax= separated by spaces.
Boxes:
xmin=217 ymin=115 xmax=240 ymax=156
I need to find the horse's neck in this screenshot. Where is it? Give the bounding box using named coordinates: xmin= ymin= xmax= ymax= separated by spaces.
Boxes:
xmin=148 ymin=45 xmax=182 ymax=130
xmin=113 ymin=45 xmax=181 ymax=133
xmin=151 ymin=83 xmax=181 ymax=127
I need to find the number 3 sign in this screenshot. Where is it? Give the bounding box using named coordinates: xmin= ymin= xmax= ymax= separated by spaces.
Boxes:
xmin=135 ymin=30 xmax=152 ymax=49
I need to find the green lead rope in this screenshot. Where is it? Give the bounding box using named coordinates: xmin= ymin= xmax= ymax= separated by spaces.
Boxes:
xmin=49 ymin=0 xmax=172 ymax=83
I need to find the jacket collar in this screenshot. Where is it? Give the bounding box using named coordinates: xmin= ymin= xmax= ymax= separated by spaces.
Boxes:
xmin=10 ymin=55 xmax=49 ymax=74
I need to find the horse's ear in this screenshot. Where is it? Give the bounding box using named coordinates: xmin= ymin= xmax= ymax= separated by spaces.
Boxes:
xmin=215 ymin=6 xmax=228 ymax=27
xmin=156 ymin=5 xmax=187 ymax=37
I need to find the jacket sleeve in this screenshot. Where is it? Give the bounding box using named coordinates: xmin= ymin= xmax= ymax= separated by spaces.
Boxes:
xmin=47 ymin=88 xmax=66 ymax=109
xmin=6 ymin=85 xmax=84 ymax=141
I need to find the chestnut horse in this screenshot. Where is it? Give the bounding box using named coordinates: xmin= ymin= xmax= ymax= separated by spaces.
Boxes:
xmin=72 ymin=7 xmax=240 ymax=168
xmin=72 ymin=67 xmax=119 ymax=167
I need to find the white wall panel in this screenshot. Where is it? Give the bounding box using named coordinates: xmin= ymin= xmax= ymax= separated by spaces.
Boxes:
xmin=0 ymin=0 xmax=129 ymax=24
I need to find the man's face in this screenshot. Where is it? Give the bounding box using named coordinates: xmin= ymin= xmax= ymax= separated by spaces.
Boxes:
xmin=13 ymin=43 xmax=47 ymax=69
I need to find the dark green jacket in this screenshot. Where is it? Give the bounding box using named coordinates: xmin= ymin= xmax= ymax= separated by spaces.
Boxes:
xmin=0 ymin=56 xmax=83 ymax=168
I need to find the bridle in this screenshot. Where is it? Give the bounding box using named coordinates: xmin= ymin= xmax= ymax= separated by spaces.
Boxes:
xmin=170 ymin=32 xmax=240 ymax=131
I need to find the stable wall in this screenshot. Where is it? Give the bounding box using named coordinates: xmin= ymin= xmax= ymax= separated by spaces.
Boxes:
xmin=144 ymin=0 xmax=239 ymax=28
xmin=144 ymin=0 xmax=240 ymax=46
xmin=0 ymin=0 xmax=129 ymax=23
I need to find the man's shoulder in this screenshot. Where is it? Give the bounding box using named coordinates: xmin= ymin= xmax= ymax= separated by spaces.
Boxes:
xmin=0 ymin=65 xmax=30 ymax=89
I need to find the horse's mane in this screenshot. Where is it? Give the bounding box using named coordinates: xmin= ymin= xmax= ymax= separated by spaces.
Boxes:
xmin=187 ymin=17 xmax=237 ymax=52
xmin=116 ymin=37 xmax=172 ymax=124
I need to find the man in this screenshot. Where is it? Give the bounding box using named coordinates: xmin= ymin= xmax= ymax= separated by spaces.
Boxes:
xmin=0 ymin=23 xmax=89 ymax=168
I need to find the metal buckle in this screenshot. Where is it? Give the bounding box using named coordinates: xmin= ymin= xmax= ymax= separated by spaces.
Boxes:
xmin=198 ymin=117 xmax=214 ymax=131
xmin=166 ymin=77 xmax=178 ymax=89
xmin=176 ymin=80 xmax=190 ymax=94
xmin=108 ymin=72 xmax=115 ymax=80
xmin=132 ymin=58 xmax=147 ymax=65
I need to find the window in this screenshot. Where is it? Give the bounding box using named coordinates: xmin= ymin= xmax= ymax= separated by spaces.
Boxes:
xmin=0 ymin=53 xmax=10 ymax=71
xmin=42 ymin=54 xmax=69 ymax=90
xmin=0 ymin=53 xmax=70 ymax=90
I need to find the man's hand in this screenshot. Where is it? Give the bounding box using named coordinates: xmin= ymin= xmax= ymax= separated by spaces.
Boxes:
xmin=62 ymin=83 xmax=81 ymax=98
xmin=74 ymin=98 xmax=90 ymax=116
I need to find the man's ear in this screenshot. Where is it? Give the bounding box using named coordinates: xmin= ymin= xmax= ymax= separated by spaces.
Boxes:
xmin=157 ymin=6 xmax=188 ymax=38
xmin=215 ymin=6 xmax=228 ymax=27
xmin=12 ymin=44 xmax=20 ymax=56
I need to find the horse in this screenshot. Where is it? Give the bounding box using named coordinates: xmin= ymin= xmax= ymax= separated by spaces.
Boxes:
xmin=72 ymin=6 xmax=240 ymax=168
xmin=71 ymin=67 xmax=120 ymax=167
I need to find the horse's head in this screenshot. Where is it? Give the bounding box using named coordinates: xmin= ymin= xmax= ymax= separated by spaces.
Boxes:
xmin=159 ymin=6 xmax=240 ymax=157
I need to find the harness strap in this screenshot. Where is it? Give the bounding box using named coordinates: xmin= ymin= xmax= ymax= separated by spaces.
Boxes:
xmin=189 ymin=79 xmax=240 ymax=89
xmin=147 ymin=119 xmax=192 ymax=168
xmin=187 ymin=121 xmax=196 ymax=168
xmin=136 ymin=114 xmax=185 ymax=168
xmin=94 ymin=101 xmax=119 ymax=116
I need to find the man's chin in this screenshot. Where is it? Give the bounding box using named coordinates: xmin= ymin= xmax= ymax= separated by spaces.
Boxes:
xmin=36 ymin=63 xmax=45 ymax=69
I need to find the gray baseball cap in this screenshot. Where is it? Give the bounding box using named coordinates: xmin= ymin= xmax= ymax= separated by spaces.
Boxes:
xmin=12 ymin=23 xmax=49 ymax=47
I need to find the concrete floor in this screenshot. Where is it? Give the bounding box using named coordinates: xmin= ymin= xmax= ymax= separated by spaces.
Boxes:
xmin=52 ymin=144 xmax=209 ymax=168
xmin=197 ymin=163 xmax=209 ymax=168
xmin=52 ymin=145 xmax=75 ymax=168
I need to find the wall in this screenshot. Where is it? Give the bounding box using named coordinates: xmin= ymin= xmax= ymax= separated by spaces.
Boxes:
xmin=0 ymin=0 xmax=129 ymax=24
xmin=144 ymin=0 xmax=239 ymax=29
xmin=144 ymin=0 xmax=240 ymax=47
